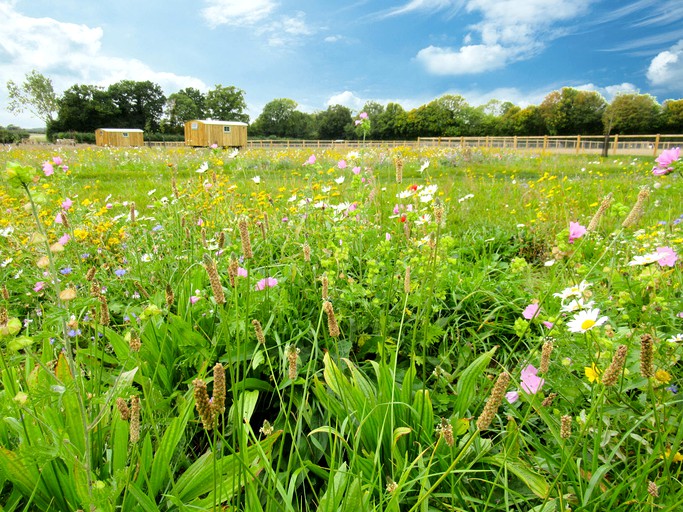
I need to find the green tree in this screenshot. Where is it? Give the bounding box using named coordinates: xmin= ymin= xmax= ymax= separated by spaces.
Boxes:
xmin=108 ymin=80 xmax=165 ymax=131
xmin=376 ymin=102 xmax=408 ymax=139
xmin=205 ymin=85 xmax=249 ymax=123
xmin=6 ymin=70 xmax=60 ymax=126
xmin=252 ymin=98 xmax=299 ymax=138
xmin=164 ymin=88 xmax=206 ymax=133
xmin=315 ymin=104 xmax=352 ymax=139
xmin=603 ymin=93 xmax=661 ymax=134
xmin=660 ymin=99 xmax=683 ymax=133
xmin=539 ymin=88 xmax=606 ymax=135
xmin=51 ymin=84 xmax=117 ymax=134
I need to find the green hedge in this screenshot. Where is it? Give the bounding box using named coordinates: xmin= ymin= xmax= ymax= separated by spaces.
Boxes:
xmin=50 ymin=132 xmax=96 ymax=144
xmin=0 ymin=129 xmax=30 ymax=144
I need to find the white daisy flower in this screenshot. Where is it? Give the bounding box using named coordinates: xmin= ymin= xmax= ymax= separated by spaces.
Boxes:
xmin=195 ymin=161 xmax=209 ymax=173
xmin=554 ymin=281 xmax=591 ymax=300
xmin=668 ymin=334 xmax=683 ymax=343
xmin=252 ymin=176 xmax=261 ymax=184
xmin=334 ymin=176 xmax=345 ymax=184
xmin=627 ymin=252 xmax=663 ymax=266
xmin=560 ymin=298 xmax=595 ymax=313
xmin=567 ymin=308 xmax=609 ymax=333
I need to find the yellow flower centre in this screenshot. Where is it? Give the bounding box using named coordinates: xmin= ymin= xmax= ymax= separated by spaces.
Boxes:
xmin=581 ymin=319 xmax=596 ymax=331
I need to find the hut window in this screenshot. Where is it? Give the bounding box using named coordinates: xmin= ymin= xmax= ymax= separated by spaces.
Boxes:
xmin=122 ymin=132 xmax=129 ymax=137
xmin=223 ymin=126 xmax=231 ymax=133
xmin=191 ymin=122 xmax=198 ymax=130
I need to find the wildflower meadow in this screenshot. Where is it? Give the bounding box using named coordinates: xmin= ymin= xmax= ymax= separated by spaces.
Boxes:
xmin=0 ymin=143 xmax=681 ymax=511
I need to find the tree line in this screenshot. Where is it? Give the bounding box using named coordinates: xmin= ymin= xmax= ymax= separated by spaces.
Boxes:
xmin=6 ymin=70 xmax=683 ymax=140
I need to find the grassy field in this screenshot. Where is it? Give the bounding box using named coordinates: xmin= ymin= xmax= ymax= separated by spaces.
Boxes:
xmin=0 ymin=145 xmax=681 ymax=511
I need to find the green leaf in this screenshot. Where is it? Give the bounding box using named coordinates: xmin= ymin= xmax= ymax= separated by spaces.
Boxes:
xmin=454 ymin=346 xmax=497 ymax=417
xmin=148 ymin=398 xmax=193 ymax=497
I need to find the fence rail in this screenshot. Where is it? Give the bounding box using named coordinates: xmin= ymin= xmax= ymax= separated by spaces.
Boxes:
xmin=417 ymin=134 xmax=683 ymax=156
xmin=14 ymin=134 xmax=682 ymax=156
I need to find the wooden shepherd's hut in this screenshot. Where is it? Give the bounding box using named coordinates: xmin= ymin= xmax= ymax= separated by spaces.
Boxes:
xmin=184 ymin=120 xmax=248 ymax=149
xmin=95 ymin=128 xmax=144 ymax=147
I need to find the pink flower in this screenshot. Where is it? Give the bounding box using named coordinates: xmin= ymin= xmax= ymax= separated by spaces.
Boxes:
xmin=255 ymin=277 xmax=278 ymax=291
xmin=197 ymin=218 xmax=203 ymax=226
xmin=385 ymin=232 xmax=391 ymax=241
xmin=359 ymin=112 xmax=368 ymax=119
xmin=656 ymin=246 xmax=678 ymax=267
xmin=55 ymin=212 xmax=64 ymax=224
xmin=42 ymin=162 xmax=54 ymax=176
xmin=543 ymin=321 xmax=554 ymax=330
xmin=522 ymin=303 xmax=541 ymax=320
xmin=352 ymin=166 xmax=361 ymax=175
xmin=190 ymin=296 xmax=201 ymax=305
xmin=338 ymin=159 xmax=347 ymax=169
xmin=52 ymin=156 xmax=63 ymax=165
xmin=237 ymin=267 xmax=248 ymax=278
xmin=58 ymin=234 xmax=70 ymax=245
xmin=305 ymin=154 xmax=316 ymax=165
xmin=569 ymin=221 xmax=587 ymax=244
xmin=655 ymin=147 xmax=679 ymax=167
xmin=652 ymin=165 xmax=673 ymax=176
xmin=652 ymin=147 xmax=679 ymax=176
xmin=354 ymin=120 xmax=362 ymax=126
xmin=62 ymin=198 xmax=73 ymax=210
xmin=506 ymin=391 xmax=519 ymax=404
xmin=33 ymin=281 xmax=45 ymax=292
xmin=520 ymin=365 xmax=544 ymax=394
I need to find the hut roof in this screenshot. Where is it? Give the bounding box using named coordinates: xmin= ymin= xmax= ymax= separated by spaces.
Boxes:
xmin=98 ymin=128 xmax=144 ymax=132
xmin=192 ymin=120 xmax=248 ymax=126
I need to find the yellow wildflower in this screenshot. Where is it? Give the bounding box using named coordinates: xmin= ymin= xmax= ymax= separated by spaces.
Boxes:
xmin=584 ymin=363 xmax=601 ymax=383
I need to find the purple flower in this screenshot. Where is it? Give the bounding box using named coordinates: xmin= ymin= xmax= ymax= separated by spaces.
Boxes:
xmin=60 ymin=267 xmax=72 ymax=275
xmin=522 ymin=303 xmax=541 ymax=320
xmin=152 ymin=224 xmax=163 ymax=232
xmin=67 ymin=329 xmax=81 ymax=337
xmin=52 ymin=156 xmax=63 ymax=166
xmin=115 ymin=268 xmax=126 ymax=277
xmin=359 ymin=112 xmax=368 ymax=119
xmin=506 ymin=391 xmax=519 ymax=404
xmin=568 ymin=221 xmax=587 ymax=244
xmin=520 ymin=365 xmax=544 ymax=394
xmin=255 ymin=277 xmax=278 ymax=291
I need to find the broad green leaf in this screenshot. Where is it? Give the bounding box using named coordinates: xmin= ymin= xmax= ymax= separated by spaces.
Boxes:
xmin=148 ymin=398 xmax=193 ymax=497
xmin=454 ymin=346 xmax=497 ymax=417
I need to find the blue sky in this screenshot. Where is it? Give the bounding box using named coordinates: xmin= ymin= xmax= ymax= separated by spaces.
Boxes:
xmin=1 ymin=0 xmax=683 ymax=128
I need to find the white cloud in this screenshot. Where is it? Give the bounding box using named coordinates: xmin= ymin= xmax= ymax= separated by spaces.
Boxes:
xmin=0 ymin=2 xmax=207 ymax=126
xmin=327 ymin=91 xmax=364 ymax=110
xmin=201 ymin=0 xmax=277 ymax=28
xmin=409 ymin=0 xmax=592 ymax=75
xmin=258 ymin=11 xmax=315 ymax=47
xmin=416 ymin=44 xmax=513 ymax=74
xmin=647 ymin=40 xmax=683 ymax=91
xmin=383 ymin=0 xmax=464 ymax=17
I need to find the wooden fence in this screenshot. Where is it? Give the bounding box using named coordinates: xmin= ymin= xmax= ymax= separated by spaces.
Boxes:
xmin=417 ymin=134 xmax=683 ymax=157
xmin=28 ymin=134 xmax=680 ymax=156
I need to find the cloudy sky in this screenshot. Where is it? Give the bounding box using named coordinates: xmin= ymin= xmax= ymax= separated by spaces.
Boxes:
xmin=1 ymin=0 xmax=683 ymax=128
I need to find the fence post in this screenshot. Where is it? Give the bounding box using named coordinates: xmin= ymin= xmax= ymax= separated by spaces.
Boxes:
xmin=543 ymin=136 xmax=548 ymax=151
xmin=653 ymin=134 xmax=660 ymax=157
xmin=513 ymin=136 xmax=518 ymax=150
xmin=576 ymin=135 xmax=581 ymax=155
xmin=613 ymin=134 xmax=619 ymax=155
xmin=460 ymin=136 xmax=464 ymax=148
